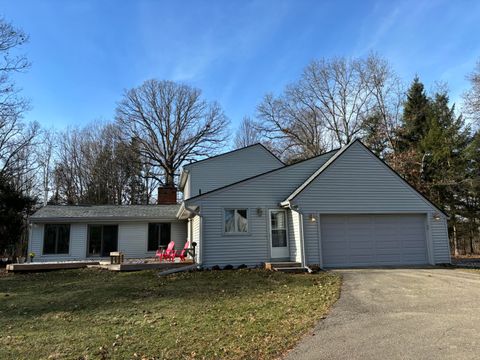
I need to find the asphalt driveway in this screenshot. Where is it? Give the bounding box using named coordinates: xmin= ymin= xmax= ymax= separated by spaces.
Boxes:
xmin=286 ymin=268 xmax=480 ymax=360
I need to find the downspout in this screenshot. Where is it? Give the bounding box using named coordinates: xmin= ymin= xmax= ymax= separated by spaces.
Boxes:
xmin=283 ymin=201 xmax=306 ymax=268
xmin=299 ymin=212 xmax=306 ymax=267
xmin=180 ymin=203 xmax=202 ymax=266
xmin=199 ymin=213 xmax=204 ymax=266
xmin=27 ymin=220 xmax=32 ymax=260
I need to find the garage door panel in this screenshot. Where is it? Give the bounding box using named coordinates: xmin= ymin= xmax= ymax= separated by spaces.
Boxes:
xmin=348 ymin=248 xmax=373 ymax=256
xmin=321 ymin=214 xmax=427 ymax=267
xmin=374 ymin=240 xmax=401 ymax=249
xmin=349 ymin=255 xmax=375 ymax=263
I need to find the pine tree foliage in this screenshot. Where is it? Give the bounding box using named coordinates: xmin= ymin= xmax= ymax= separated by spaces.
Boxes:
xmin=0 ymin=176 xmax=35 ymax=257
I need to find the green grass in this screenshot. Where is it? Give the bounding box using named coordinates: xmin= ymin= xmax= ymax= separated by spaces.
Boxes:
xmin=0 ymin=268 xmax=341 ymax=360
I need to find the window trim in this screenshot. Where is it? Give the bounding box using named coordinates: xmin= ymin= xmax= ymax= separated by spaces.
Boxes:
xmin=222 ymin=208 xmax=250 ymax=235
xmin=42 ymin=224 xmax=71 ymax=256
xmin=86 ymin=224 xmax=119 ymax=258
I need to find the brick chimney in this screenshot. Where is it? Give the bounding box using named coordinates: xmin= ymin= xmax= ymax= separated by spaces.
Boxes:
xmin=157 ymin=186 xmax=177 ymax=205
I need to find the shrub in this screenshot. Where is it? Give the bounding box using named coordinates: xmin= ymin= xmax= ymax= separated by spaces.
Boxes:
xmin=223 ymin=264 xmax=234 ymax=270
xmin=211 ymin=265 xmax=220 ymax=271
xmin=237 ymin=264 xmax=247 ymax=269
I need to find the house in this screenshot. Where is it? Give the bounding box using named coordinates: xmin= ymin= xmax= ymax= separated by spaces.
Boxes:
xmin=29 ymin=140 xmax=451 ymax=268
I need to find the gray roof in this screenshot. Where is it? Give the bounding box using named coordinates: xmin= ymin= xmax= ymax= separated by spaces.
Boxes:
xmin=30 ymin=204 xmax=181 ymax=222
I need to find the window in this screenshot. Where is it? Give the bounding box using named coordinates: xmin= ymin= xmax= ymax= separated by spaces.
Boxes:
xmin=270 ymin=210 xmax=287 ymax=247
xmin=224 ymin=209 xmax=248 ymax=233
xmin=148 ymin=223 xmax=171 ymax=251
xmin=43 ymin=224 xmax=70 ymax=254
xmin=88 ymin=225 xmax=118 ymax=257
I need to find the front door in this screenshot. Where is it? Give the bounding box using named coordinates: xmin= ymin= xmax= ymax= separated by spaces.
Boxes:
xmin=270 ymin=209 xmax=289 ymax=259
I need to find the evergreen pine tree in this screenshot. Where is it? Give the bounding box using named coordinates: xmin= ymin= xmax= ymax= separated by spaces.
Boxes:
xmin=398 ymin=76 xmax=431 ymax=151
xmin=421 ymin=92 xmax=471 ymax=254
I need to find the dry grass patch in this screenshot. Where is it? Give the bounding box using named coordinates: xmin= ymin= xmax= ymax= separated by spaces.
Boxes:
xmin=0 ymin=268 xmax=341 ymax=359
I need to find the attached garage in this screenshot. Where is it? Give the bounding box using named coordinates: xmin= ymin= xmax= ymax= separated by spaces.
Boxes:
xmin=321 ymin=214 xmax=428 ymax=267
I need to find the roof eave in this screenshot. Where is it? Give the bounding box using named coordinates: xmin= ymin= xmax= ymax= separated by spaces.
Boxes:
xmin=179 ymin=169 xmax=189 ymax=191
xmin=176 ymin=202 xmax=199 ymax=219
xmin=29 ymin=216 xmax=181 ymax=223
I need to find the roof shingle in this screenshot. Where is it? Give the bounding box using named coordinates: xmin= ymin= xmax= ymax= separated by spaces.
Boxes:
xmin=30 ymin=204 xmax=181 ymax=222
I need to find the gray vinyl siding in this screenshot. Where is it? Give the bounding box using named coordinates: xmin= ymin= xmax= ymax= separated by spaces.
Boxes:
xmin=30 ymin=223 xmax=87 ymax=262
xmin=293 ymin=142 xmax=438 ymax=213
xmin=187 ymin=153 xmax=334 ymax=267
xmin=118 ymin=223 xmax=148 ymax=258
xmin=29 ymin=221 xmax=187 ymax=261
xmin=292 ymin=142 xmax=450 ymax=265
xmin=289 ymin=210 xmax=302 ymax=263
xmin=184 ymin=145 xmax=283 ymax=200
xmin=102 ymin=221 xmax=187 ymax=258
xmin=171 ymin=221 xmax=188 ymax=249
xmin=303 ymin=215 xmax=321 ymax=265
xmin=200 ymin=206 xmax=269 ymax=267
xmin=431 ymin=216 xmax=451 ymax=263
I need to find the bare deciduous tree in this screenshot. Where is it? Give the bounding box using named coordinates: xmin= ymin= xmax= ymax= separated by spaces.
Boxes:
xmin=52 ymin=122 xmax=148 ymax=205
xmin=256 ymin=54 xmax=403 ymax=161
xmin=234 ymin=116 xmax=261 ymax=149
xmin=257 ymin=90 xmax=329 ymax=162
xmin=300 ymin=56 xmax=375 ymax=146
xmin=0 ymin=18 xmax=36 ymax=179
xmin=116 ymin=79 xmax=229 ymax=186
xmin=463 ymin=61 xmax=480 ymax=125
xmin=36 ymin=128 xmax=55 ymax=205
xmin=363 ymin=55 xmax=405 ymax=157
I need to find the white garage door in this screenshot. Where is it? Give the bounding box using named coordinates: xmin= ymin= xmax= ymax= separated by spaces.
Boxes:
xmin=321 ymin=214 xmax=428 ymax=267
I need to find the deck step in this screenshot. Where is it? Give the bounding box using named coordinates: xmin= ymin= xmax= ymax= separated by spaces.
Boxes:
xmin=265 ymin=262 xmax=302 ymax=271
xmin=273 ymin=266 xmax=307 ymax=273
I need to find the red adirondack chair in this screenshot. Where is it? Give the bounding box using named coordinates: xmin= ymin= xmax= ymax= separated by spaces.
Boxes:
xmin=174 ymin=241 xmax=190 ymax=262
xmin=155 ymin=241 xmax=175 ymax=262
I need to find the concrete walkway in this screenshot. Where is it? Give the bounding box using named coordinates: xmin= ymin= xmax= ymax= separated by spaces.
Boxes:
xmin=286 ymin=268 xmax=480 ymax=360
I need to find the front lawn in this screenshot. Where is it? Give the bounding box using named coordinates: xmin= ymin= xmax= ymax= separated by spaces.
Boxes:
xmin=0 ymin=268 xmax=341 ymax=359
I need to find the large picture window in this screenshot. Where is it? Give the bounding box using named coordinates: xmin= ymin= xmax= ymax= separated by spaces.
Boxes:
xmin=43 ymin=224 xmax=70 ymax=254
xmin=88 ymin=225 xmax=118 ymax=257
xmin=148 ymin=223 xmax=171 ymax=251
xmin=224 ymin=209 xmax=248 ymax=233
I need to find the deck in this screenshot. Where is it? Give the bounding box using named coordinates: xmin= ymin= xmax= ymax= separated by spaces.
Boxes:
xmin=6 ymin=259 xmax=195 ymax=273
xmin=6 ymin=260 xmax=100 ymax=272
xmin=93 ymin=260 xmax=195 ymax=272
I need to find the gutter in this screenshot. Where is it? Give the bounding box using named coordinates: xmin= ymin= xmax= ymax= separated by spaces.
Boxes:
xmin=176 ymin=202 xmax=200 ymax=219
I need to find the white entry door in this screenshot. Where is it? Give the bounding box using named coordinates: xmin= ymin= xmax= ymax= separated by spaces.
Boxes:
xmin=270 ymin=210 xmax=289 ymax=259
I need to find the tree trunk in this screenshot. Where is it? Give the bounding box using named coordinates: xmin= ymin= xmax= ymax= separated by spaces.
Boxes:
xmin=165 ymin=167 xmax=175 ymax=187
xmin=453 ymin=222 xmax=460 ymax=256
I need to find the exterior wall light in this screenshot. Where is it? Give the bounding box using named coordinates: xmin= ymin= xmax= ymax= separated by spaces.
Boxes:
xmin=256 ymin=208 xmax=263 ymax=217
xmin=310 ymin=214 xmax=317 ymax=222
xmin=433 ymin=213 xmax=441 ymax=221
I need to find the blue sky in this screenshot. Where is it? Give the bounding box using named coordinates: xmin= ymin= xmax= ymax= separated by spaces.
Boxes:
xmin=2 ymin=0 xmax=480 ymax=130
